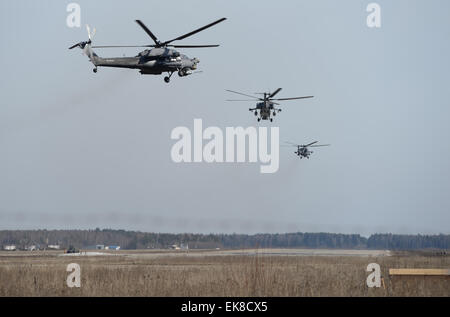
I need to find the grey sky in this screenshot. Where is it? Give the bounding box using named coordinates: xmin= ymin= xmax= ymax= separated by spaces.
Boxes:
xmin=1 ymin=0 xmax=449 ymax=235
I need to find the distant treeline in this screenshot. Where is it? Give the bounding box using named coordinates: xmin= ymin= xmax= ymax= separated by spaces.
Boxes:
xmin=0 ymin=229 xmax=449 ymax=250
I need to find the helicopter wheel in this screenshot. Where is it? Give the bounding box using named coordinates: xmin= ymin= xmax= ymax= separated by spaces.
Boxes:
xmin=93 ymin=67 xmax=97 ymax=73
xmin=254 ymin=111 xmax=257 ymax=116
xmin=270 ymin=118 xmax=273 ymax=122
xmin=257 ymin=118 xmax=261 ymax=122
xmin=273 ymin=112 xmax=276 ymax=116
xmin=164 ymin=76 xmax=170 ymax=83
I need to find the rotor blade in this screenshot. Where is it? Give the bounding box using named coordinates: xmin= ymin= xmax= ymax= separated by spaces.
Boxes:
xmin=272 ymin=96 xmax=314 ymax=101
xmin=305 ymin=141 xmax=319 ymax=147
xmin=69 ymin=43 xmax=80 ymax=49
xmin=226 ymin=99 xmax=260 ymax=102
xmin=226 ymin=89 xmax=261 ymax=100
xmin=310 ymin=144 xmax=331 ymax=147
xmin=92 ymin=44 xmax=221 ymax=49
xmin=163 ymin=17 xmax=227 ymax=45
xmin=135 ymin=20 xmax=160 ymax=45
xmin=269 ymin=88 xmax=282 ymax=98
xmin=86 ymin=25 xmax=91 ymax=40
xmin=284 ymin=141 xmax=299 ymax=146
xmin=171 ymin=44 xmax=220 ymax=48
xmin=92 ymin=45 xmax=152 ymax=48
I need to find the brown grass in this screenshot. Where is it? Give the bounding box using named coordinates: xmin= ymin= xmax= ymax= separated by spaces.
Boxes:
xmin=0 ymin=250 xmax=448 ymax=296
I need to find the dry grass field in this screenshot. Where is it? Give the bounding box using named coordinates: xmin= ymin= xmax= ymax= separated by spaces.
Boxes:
xmin=0 ymin=249 xmax=448 ymax=296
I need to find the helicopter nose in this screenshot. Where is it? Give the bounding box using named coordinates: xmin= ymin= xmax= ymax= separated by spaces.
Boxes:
xmin=191 ymin=58 xmax=199 ymax=69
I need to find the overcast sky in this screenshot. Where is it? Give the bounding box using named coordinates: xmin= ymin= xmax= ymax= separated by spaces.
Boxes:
xmin=1 ymin=0 xmax=449 ymax=236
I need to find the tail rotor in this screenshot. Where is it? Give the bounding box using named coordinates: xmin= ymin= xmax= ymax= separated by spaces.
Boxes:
xmin=68 ymin=24 xmax=96 ymax=51
xmin=69 ymin=25 xmax=99 ymax=69
xmin=86 ymin=24 xmax=96 ymax=42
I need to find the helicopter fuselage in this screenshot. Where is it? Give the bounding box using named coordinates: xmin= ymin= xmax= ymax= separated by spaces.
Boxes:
xmin=93 ymin=48 xmax=198 ymax=76
xmin=255 ymin=101 xmax=276 ymax=120
xmin=295 ymin=147 xmax=312 ymax=158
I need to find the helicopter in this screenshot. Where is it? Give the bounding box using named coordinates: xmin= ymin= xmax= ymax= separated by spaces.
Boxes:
xmin=226 ymin=88 xmax=313 ymax=122
xmin=284 ymin=141 xmax=330 ymax=159
xmin=69 ymin=18 xmax=227 ymax=83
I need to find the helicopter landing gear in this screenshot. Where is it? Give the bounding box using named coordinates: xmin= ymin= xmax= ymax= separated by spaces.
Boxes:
xmin=164 ymin=72 xmax=174 ymax=83
xmin=273 ymin=111 xmax=276 ymax=116
xmin=257 ymin=118 xmax=261 ymax=122
xmin=254 ymin=111 xmax=258 ymax=116
xmin=270 ymin=118 xmax=273 ymax=122
xmin=178 ymin=69 xmax=188 ymax=77
xmin=93 ymin=67 xmax=97 ymax=73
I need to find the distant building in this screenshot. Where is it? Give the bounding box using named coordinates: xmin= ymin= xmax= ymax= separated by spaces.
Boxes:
xmin=105 ymin=246 xmax=120 ymax=250
xmin=47 ymin=245 xmax=60 ymax=250
xmin=170 ymin=244 xmax=188 ymax=250
xmin=84 ymin=244 xmax=120 ymax=250
xmin=26 ymin=245 xmax=37 ymax=251
xmin=3 ymin=245 xmax=16 ymax=251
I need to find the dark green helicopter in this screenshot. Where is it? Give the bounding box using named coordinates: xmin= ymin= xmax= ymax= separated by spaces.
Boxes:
xmin=69 ymin=18 xmax=226 ymax=83
xmin=226 ymin=88 xmax=313 ymax=122
xmin=283 ymin=141 xmax=330 ymax=159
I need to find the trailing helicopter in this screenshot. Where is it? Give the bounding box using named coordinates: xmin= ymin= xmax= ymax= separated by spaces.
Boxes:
xmin=226 ymin=88 xmax=313 ymax=122
xmin=284 ymin=141 xmax=330 ymax=159
xmin=69 ymin=18 xmax=227 ymax=83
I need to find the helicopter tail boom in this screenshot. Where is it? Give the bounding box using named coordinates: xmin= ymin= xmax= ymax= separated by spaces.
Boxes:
xmin=83 ymin=43 xmax=100 ymax=66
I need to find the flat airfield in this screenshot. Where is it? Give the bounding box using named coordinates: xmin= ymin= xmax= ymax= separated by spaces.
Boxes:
xmin=0 ymin=248 xmax=448 ymax=296
xmin=59 ymin=248 xmax=391 ymax=258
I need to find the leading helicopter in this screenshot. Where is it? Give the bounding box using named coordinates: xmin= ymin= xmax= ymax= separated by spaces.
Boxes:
xmin=226 ymin=88 xmax=313 ymax=122
xmin=284 ymin=141 xmax=330 ymax=159
xmin=69 ymin=18 xmax=227 ymax=83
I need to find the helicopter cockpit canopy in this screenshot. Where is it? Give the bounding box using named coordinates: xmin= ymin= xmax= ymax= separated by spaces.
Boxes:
xmin=136 ymin=48 xmax=181 ymax=58
xmin=136 ymin=49 xmax=150 ymax=57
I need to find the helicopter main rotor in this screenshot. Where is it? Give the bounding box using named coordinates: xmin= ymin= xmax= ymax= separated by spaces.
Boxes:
xmin=91 ymin=18 xmax=226 ymax=49
xmin=284 ymin=141 xmax=331 ymax=149
xmin=226 ymin=88 xmax=313 ymax=103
